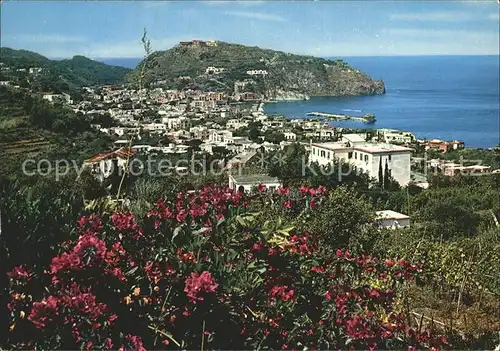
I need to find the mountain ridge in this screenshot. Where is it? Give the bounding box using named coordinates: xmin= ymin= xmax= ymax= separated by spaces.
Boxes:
xmin=0 ymin=47 xmax=131 ymax=93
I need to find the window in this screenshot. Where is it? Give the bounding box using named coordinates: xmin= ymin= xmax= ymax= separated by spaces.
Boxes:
xmin=354 ymin=152 xmax=357 ymax=160
xmin=313 ymin=148 xmax=315 ymax=155
xmin=269 ymin=186 xmax=276 ymax=192
xmin=327 ymin=151 xmax=330 ymax=159
xmin=348 ymin=152 xmax=353 ymax=159
xmin=364 ymin=155 xmax=368 ymax=163
xmin=388 ymin=155 xmax=392 ymax=161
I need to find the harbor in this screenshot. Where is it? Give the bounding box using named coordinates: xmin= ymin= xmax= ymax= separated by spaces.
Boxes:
xmin=306 ymin=111 xmax=376 ymax=124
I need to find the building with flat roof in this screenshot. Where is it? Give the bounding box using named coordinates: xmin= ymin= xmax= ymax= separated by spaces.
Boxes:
xmin=309 ymin=141 xmax=412 ymax=186
xmin=228 ymin=174 xmax=281 ymax=193
xmin=375 ymin=210 xmax=410 ymax=229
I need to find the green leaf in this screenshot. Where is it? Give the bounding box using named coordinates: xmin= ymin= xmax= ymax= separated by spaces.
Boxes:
xmin=125 ymin=266 xmax=139 ymax=276
xmin=172 ymin=225 xmax=183 ymax=242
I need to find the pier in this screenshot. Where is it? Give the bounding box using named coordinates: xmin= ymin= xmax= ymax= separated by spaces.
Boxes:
xmin=306 ymin=111 xmax=376 ymax=124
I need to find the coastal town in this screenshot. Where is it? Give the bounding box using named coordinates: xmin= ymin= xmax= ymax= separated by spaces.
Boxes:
xmin=1 ymin=0 xmax=500 ymax=349
xmin=0 ymin=48 xmax=496 ymax=193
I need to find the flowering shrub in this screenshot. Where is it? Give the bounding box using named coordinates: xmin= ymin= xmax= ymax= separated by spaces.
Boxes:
xmin=7 ymin=185 xmax=449 ymax=350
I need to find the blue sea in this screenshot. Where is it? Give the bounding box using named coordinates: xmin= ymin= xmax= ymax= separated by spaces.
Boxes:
xmin=101 ymin=56 xmax=499 ymax=148
xmin=265 ymin=56 xmax=499 ymax=148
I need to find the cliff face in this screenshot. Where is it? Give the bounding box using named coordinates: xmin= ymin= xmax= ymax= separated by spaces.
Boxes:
xmin=131 ymin=41 xmax=385 ymax=98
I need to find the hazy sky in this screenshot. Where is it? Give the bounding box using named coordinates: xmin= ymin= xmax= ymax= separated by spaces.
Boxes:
xmin=1 ymin=0 xmax=499 ymax=58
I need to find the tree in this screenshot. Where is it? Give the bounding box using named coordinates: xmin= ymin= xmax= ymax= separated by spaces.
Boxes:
xmin=296 ymin=186 xmax=375 ymax=251
xmin=248 ymin=126 xmax=261 ymax=141
xmin=378 ymin=158 xmax=383 ymax=189
xmin=383 ymin=160 xmax=390 ymax=190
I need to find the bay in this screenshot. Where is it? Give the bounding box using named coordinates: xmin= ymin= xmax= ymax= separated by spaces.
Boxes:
xmin=264 ymin=55 xmax=499 ymax=148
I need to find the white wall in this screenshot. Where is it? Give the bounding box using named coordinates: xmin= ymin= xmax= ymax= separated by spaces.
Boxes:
xmin=371 ymin=152 xmax=411 ymax=186
xmin=310 ymin=145 xmax=411 ymax=186
xmin=377 ymin=218 xmax=410 ymax=229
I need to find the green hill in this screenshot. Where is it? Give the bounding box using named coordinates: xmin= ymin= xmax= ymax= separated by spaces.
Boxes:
xmin=0 ymin=47 xmax=131 ymax=93
xmin=131 ymin=41 xmax=385 ymax=98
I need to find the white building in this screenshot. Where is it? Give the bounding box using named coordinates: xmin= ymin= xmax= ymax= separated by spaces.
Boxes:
xmin=227 ymin=119 xmax=249 ymax=130
xmin=309 ymin=141 xmax=412 ymax=186
xmin=29 ymin=67 xmax=43 ymax=74
xmin=205 ymin=66 xmax=225 ymax=75
xmin=142 ymin=123 xmax=167 ymax=133
xmin=209 ymin=130 xmax=233 ymax=144
xmin=375 ymin=210 xmax=411 ymax=229
xmin=228 ymin=174 xmax=281 ymax=193
xmin=378 ymin=129 xmax=415 ymax=144
xmin=246 ymin=69 xmax=268 ymax=76
xmin=342 ymin=133 xmax=366 ymax=145
xmin=83 ymin=148 xmax=136 ymax=183
xmin=284 ymin=132 xmax=297 ymax=141
xmin=162 ymin=117 xmax=190 ymax=130
xmin=42 ymin=93 xmax=72 ymax=104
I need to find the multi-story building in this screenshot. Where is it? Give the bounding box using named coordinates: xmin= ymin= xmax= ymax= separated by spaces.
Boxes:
xmin=142 ymin=123 xmax=167 ymax=134
xmin=309 ymin=141 xmax=412 ymax=186
xmin=425 ymin=139 xmax=464 ymax=153
xmin=377 ymin=129 xmax=415 ymax=144
xmin=209 ymin=130 xmax=233 ymax=144
xmin=284 ymin=132 xmax=297 ymax=141
xmin=162 ymin=117 xmax=190 ymax=130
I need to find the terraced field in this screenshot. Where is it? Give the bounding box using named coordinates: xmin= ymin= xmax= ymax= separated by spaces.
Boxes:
xmin=0 ymin=137 xmax=52 ymax=156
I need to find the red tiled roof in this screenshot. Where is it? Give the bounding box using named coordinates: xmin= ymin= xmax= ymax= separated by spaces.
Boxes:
xmin=85 ymin=147 xmax=136 ymax=164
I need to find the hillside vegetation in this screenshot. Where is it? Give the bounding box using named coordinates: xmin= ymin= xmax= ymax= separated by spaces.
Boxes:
xmin=0 ymin=47 xmax=131 ymax=93
xmin=131 ymin=41 xmax=385 ymax=98
xmin=0 ymin=86 xmax=114 ymax=178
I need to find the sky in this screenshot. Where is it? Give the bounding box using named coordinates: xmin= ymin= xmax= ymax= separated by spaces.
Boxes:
xmin=1 ymin=0 xmax=499 ymax=58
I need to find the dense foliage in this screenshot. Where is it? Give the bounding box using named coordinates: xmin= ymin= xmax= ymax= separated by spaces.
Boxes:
xmin=5 ymin=185 xmax=455 ymax=350
xmin=0 ymin=87 xmax=114 ymax=179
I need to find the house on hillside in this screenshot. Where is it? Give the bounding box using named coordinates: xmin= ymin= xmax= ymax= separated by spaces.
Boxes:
xmin=228 ymin=174 xmax=281 ymax=193
xmin=226 ymin=151 xmax=258 ymax=170
xmin=425 ymin=139 xmax=464 ymax=153
xmin=83 ymin=147 xmax=136 ymax=183
xmin=309 ymin=140 xmax=412 ymax=186
xmin=375 ymin=210 xmax=410 ymax=229
xmin=284 ymin=132 xmax=297 ymax=141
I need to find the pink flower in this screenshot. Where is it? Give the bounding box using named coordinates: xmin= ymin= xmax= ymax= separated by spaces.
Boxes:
xmin=119 ymin=334 xmax=146 ymax=351
xmin=283 ymin=200 xmax=292 ymax=209
xmin=309 ymin=198 xmax=316 ymax=209
xmin=384 ymin=258 xmax=395 ymax=267
xmin=7 ymin=265 xmax=33 ymax=281
xmin=28 ymin=296 xmax=59 ymax=328
xmin=176 ymin=209 xmax=188 ymax=223
xmin=73 ymin=234 xmax=107 ymax=260
xmin=258 ymin=184 xmax=267 ymax=192
xmin=311 ymin=266 xmax=325 ymax=273
xmin=268 ymin=285 xmax=295 ymax=302
xmin=299 ymin=185 xmax=309 ymax=194
xmin=112 ymin=212 xmax=143 ymax=238
xmin=145 ymin=261 xmax=162 ymax=284
xmin=184 ymin=271 xmax=219 ymax=302
xmin=103 ymin=338 xmax=114 ymax=349
xmin=276 ymin=187 xmax=289 ymax=195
